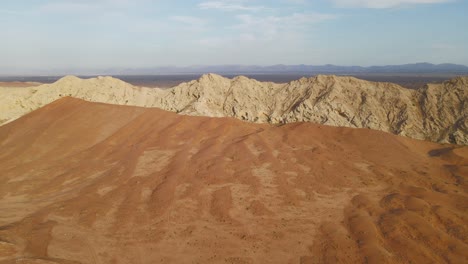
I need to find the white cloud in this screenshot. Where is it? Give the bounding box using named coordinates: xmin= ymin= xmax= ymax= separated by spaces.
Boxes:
xmin=170 ymin=16 xmax=207 ymax=26
xmin=0 ymin=9 xmax=24 ymax=15
xmin=38 ymin=0 xmax=145 ymax=13
xmin=170 ymin=16 xmax=209 ymax=32
xmin=332 ymin=0 xmax=452 ymax=8
xmin=198 ymin=12 xmax=335 ymax=49
xmin=234 ymin=13 xmax=336 ymax=39
xmin=39 ymin=2 xmax=97 ymax=13
xmin=198 ymin=1 xmax=265 ymax=11
xmin=431 ymin=43 xmax=456 ymax=50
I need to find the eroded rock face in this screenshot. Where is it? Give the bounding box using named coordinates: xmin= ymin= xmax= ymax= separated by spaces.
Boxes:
xmin=417 ymin=77 xmax=468 ymax=144
xmin=0 ymin=74 xmax=466 ymax=144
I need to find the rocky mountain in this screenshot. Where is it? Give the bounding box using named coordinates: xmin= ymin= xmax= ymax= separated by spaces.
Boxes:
xmin=0 ymin=74 xmax=466 ymax=144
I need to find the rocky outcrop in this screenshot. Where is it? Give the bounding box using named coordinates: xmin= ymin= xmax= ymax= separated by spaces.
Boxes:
xmin=417 ymin=77 xmax=467 ymax=144
xmin=0 ymin=74 xmax=466 ymax=144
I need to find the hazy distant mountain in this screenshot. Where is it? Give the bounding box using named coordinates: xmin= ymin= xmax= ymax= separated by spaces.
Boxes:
xmin=108 ymin=63 xmax=468 ymax=75
xmin=1 ymin=63 xmax=468 ymax=76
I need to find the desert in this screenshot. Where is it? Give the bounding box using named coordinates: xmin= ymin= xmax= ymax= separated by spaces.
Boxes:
xmin=0 ymin=74 xmax=467 ymax=263
xmin=2 ymin=0 xmax=468 ymax=263
xmin=0 ymin=75 xmax=466 ymax=145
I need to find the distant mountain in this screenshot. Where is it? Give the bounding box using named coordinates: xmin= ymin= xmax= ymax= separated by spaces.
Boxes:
xmin=1 ymin=63 xmax=468 ymax=76
xmin=107 ymin=63 xmax=468 ymax=75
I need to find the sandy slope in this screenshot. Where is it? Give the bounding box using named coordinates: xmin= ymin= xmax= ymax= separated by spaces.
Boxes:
xmin=0 ymin=97 xmax=466 ymax=263
xmin=0 ymin=75 xmax=466 ymax=144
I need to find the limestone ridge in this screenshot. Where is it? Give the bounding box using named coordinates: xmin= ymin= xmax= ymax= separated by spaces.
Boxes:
xmin=0 ymin=74 xmax=466 ymax=144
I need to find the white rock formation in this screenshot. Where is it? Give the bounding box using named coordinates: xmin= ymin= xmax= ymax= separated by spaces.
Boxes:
xmin=0 ymin=74 xmax=466 ymax=144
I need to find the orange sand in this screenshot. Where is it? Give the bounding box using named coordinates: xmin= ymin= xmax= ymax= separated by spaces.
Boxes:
xmin=0 ymin=97 xmax=466 ymax=263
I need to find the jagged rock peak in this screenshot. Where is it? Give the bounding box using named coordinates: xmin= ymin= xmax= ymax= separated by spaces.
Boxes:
xmin=197 ymin=74 xmax=267 ymax=86
xmin=198 ymin=73 xmax=229 ymax=82
xmin=445 ymin=75 xmax=468 ymax=86
xmin=54 ymin=75 xmax=82 ymax=83
xmin=52 ymin=75 xmax=136 ymax=89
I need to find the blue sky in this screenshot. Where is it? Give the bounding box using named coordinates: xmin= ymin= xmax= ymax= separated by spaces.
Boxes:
xmin=1 ymin=0 xmax=468 ymax=70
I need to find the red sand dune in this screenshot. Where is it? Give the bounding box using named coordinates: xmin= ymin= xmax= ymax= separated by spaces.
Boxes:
xmin=0 ymin=97 xmax=467 ymax=263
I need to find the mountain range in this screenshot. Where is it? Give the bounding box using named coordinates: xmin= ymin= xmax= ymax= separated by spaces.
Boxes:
xmin=126 ymin=63 xmax=468 ymax=74
xmin=0 ymin=73 xmax=467 ymax=263
xmin=2 ymin=63 xmax=468 ymax=76
xmin=1 ymin=74 xmax=466 ymax=145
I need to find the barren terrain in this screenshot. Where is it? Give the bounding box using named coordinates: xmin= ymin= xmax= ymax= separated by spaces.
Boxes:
xmin=0 ymin=75 xmax=466 ymax=144
xmin=0 ymin=74 xmax=456 ymax=89
xmin=0 ymin=82 xmax=41 ymax=88
xmin=0 ymin=97 xmax=466 ymax=263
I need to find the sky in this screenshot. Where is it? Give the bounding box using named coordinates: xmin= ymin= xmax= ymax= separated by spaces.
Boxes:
xmin=1 ymin=0 xmax=468 ymax=72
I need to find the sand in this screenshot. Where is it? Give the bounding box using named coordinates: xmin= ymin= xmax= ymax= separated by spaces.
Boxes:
xmin=0 ymin=97 xmax=466 ymax=263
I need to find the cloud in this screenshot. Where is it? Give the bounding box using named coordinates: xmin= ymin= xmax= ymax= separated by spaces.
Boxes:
xmin=331 ymin=0 xmax=452 ymax=8
xmin=170 ymin=16 xmax=209 ymax=31
xmin=170 ymin=16 xmax=207 ymax=26
xmin=195 ymin=12 xmax=333 ymax=65
xmin=0 ymin=9 xmax=24 ymax=15
xmin=198 ymin=12 xmax=336 ymax=49
xmin=431 ymin=43 xmax=456 ymax=50
xmin=234 ymin=12 xmax=336 ymax=38
xmin=38 ymin=0 xmax=144 ymax=14
xmin=198 ymin=1 xmax=265 ymax=11
xmin=39 ymin=2 xmax=97 ymax=13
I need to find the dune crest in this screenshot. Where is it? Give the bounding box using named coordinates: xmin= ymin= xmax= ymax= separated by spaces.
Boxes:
xmin=0 ymin=74 xmax=466 ymax=144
